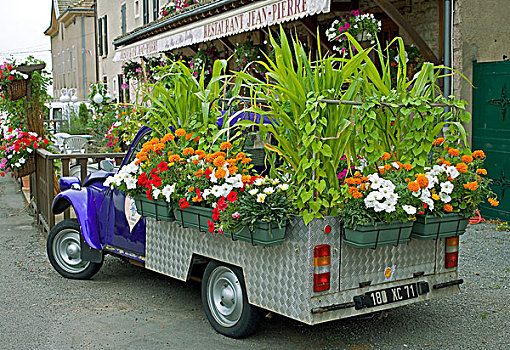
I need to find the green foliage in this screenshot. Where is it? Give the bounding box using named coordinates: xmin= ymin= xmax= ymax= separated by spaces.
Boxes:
xmin=78 ymin=102 xmax=89 ymax=125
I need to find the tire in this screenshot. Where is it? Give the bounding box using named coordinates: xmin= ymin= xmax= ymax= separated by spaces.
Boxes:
xmin=46 ymin=219 xmax=102 ymax=280
xmin=201 ymin=260 xmax=260 ymax=338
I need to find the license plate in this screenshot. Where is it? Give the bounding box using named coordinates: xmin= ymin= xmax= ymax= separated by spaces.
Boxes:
xmin=354 ymin=283 xmax=420 ymax=310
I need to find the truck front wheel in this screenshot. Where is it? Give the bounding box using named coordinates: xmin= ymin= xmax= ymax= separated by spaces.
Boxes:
xmin=201 ymin=261 xmax=260 ymax=338
xmin=47 ymin=219 xmax=102 ymax=280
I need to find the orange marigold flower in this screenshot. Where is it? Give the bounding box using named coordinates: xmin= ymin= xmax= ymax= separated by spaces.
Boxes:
xmin=384 ymin=164 xmax=391 ymax=170
xmin=405 ymin=178 xmax=411 ymax=182
xmin=188 ymin=187 xmax=195 ymax=193
xmin=182 ymin=147 xmax=195 ymax=156
xmin=193 ymin=136 xmax=200 ymax=143
xmin=194 ymin=170 xmax=204 ymax=177
xmin=242 ymin=175 xmax=251 ymax=183
xmin=354 ymin=171 xmax=362 ymax=178
xmin=220 ymin=142 xmax=232 ymax=150
xmin=448 ymin=148 xmax=460 ymax=157
xmin=192 ymin=196 xmax=202 ymax=202
xmin=162 ymin=133 xmax=175 ymax=142
xmin=456 ymin=163 xmax=468 ymax=174
xmin=461 ymin=155 xmax=473 ymax=164
xmin=360 ymin=183 xmax=367 ymax=191
xmin=463 ymin=181 xmax=479 ymax=191
xmin=228 ymin=165 xmax=238 ymax=174
xmin=148 ymin=137 xmax=160 ymax=144
xmin=488 ymin=198 xmax=499 ymax=207
xmin=361 ymin=176 xmax=369 ymax=182
xmin=416 ymin=174 xmax=429 ymax=189
xmin=443 ymin=204 xmax=453 ymax=212
xmin=235 ymin=152 xmax=246 ymax=160
xmin=403 ymin=163 xmax=413 ymax=171
xmin=215 ymin=168 xmax=227 ymax=179
xmin=436 ymin=157 xmax=445 ymax=164
xmin=433 ymin=137 xmax=445 ymax=146
xmin=168 ymin=154 xmax=182 ymax=163
xmin=442 ymin=160 xmax=451 ymax=166
xmin=382 ymin=152 xmax=391 ymax=161
xmin=195 ymin=150 xmax=206 ymax=156
xmin=444 ymin=145 xmax=450 ymax=150
xmin=476 ymin=168 xmax=488 ymax=175
xmin=379 ymin=167 xmax=386 ymax=175
xmin=241 ymin=157 xmax=252 ymax=164
xmin=352 ymin=190 xmax=363 ymax=199
xmin=175 ymin=129 xmax=186 ymax=137
xmin=213 ymin=156 xmax=226 ymax=167
xmin=185 ymin=133 xmax=193 ymax=140
xmin=348 ymin=187 xmax=358 ymax=194
xmin=193 ymin=160 xmax=199 ymax=165
xmin=472 ymin=150 xmax=486 ymax=159
xmin=407 ymin=181 xmax=420 ymax=192
xmin=153 ymin=143 xmax=165 ymax=152
xmin=227 ymin=159 xmax=237 ymax=166
xmin=136 ymin=151 xmax=147 ymax=159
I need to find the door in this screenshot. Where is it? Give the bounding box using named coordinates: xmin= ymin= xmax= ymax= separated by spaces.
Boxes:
xmin=472 ymin=60 xmax=510 ymax=221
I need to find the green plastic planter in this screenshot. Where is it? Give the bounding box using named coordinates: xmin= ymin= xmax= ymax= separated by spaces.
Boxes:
xmin=231 ymin=220 xmax=288 ymax=247
xmin=173 ymin=206 xmax=214 ymax=231
xmin=134 ymin=195 xmax=174 ymax=221
xmin=411 ymin=214 xmax=469 ymax=240
xmin=343 ymin=221 xmax=413 ymax=249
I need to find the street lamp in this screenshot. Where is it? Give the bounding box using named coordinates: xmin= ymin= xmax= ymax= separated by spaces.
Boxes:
xmin=59 ymin=87 xmax=78 ymax=131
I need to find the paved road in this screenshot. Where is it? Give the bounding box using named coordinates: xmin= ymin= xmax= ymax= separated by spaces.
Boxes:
xmin=0 ymin=176 xmax=508 ymax=349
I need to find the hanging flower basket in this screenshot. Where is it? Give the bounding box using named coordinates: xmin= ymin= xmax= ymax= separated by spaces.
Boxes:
xmin=174 ymin=206 xmax=214 ymax=232
xmin=411 ymin=214 xmax=469 ymax=240
xmin=6 ymin=79 xmax=27 ymax=101
xmin=134 ymin=195 xmax=175 ymax=221
xmin=343 ymin=221 xmax=414 ymax=249
xmin=231 ymin=219 xmax=288 ymax=247
xmin=13 ymin=156 xmax=35 ymax=178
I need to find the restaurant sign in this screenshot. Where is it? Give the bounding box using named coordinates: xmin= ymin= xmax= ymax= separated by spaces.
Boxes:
xmin=114 ymin=0 xmax=330 ymax=62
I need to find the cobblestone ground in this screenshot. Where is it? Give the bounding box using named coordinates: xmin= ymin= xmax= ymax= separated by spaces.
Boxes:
xmin=0 ymin=176 xmax=508 ymax=349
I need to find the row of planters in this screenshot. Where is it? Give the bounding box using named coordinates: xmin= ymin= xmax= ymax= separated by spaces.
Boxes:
xmin=104 ymin=28 xmax=498 ymax=249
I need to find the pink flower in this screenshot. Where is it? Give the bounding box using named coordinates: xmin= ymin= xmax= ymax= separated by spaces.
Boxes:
xmin=232 ymin=212 xmax=240 ymax=219
xmin=344 ymin=22 xmax=350 ymax=29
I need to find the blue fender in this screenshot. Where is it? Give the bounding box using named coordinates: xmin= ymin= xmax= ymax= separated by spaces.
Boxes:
xmin=52 ymin=188 xmax=102 ymax=250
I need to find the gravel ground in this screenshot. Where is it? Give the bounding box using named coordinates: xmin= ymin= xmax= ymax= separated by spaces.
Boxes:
xmin=0 ymin=176 xmax=508 ymax=349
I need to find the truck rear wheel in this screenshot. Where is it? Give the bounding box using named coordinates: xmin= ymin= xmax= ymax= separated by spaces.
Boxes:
xmin=201 ymin=260 xmax=260 ymax=338
xmin=47 ymin=219 xmax=102 ymax=280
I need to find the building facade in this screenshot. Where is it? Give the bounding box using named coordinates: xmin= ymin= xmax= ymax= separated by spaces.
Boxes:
xmin=45 ymin=0 xmax=97 ymax=102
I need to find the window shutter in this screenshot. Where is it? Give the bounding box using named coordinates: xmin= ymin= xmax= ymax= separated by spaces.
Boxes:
xmin=98 ymin=18 xmax=103 ymax=56
xmin=153 ymin=0 xmax=159 ymax=21
xmin=121 ymin=4 xmax=127 ymax=35
xmin=103 ymin=15 xmax=108 ymax=56
xmin=143 ymin=0 xmax=149 ymax=25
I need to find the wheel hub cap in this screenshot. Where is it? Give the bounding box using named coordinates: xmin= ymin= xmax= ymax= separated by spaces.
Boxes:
xmin=207 ymin=266 xmax=244 ymax=327
xmin=52 ymin=228 xmax=90 ymax=274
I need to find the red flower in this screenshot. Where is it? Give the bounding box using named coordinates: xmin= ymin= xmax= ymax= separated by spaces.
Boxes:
xmin=146 ymin=189 xmax=154 ymax=201
xmin=138 ymin=172 xmax=149 ymax=187
xmin=157 ymin=161 xmax=168 ymax=172
xmin=150 ymin=168 xmax=159 ymax=176
xmin=226 ymin=191 xmax=238 ymax=203
xmin=207 ymin=219 xmax=215 ymax=233
xmin=204 ymin=167 xmax=212 ymax=179
xmin=212 ymin=207 xmax=220 ymax=221
xmin=151 ymin=176 xmax=162 ymax=187
xmin=179 ymin=198 xmax=190 ymax=209
xmin=8 ymin=76 xmax=13 ymax=81
xmin=217 ymin=197 xmax=228 ymax=211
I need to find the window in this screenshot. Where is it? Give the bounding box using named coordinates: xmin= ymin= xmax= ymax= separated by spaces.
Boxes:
xmin=134 ymin=0 xmax=140 ymax=18
xmin=103 ymin=15 xmax=108 ymax=56
xmin=67 ymin=48 xmax=71 ymax=73
xmin=153 ymin=0 xmax=159 ymax=21
xmin=72 ymin=46 xmax=76 ymax=72
xmin=121 ymin=4 xmax=127 ymax=35
xmin=118 ymin=74 xmax=129 ymax=103
xmin=143 ymin=0 xmax=149 ymax=25
xmin=98 ymin=17 xmax=103 ymax=56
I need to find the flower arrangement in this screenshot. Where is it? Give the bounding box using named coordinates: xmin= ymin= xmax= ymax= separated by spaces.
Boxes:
xmin=189 ymin=46 xmax=221 ymax=78
xmin=233 ymin=38 xmax=265 ymax=75
xmin=0 ymin=126 xmax=50 ymax=177
xmin=159 ymin=0 xmax=204 ymax=18
xmin=411 ymin=138 xmax=499 ymax=217
xmin=0 ymin=61 xmax=23 ymax=88
xmin=339 ymin=153 xmax=418 ymax=228
xmin=326 ymin=9 xmax=381 ymax=54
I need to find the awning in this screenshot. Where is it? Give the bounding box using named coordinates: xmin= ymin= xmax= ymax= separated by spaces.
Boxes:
xmin=113 ymin=0 xmax=331 ymax=62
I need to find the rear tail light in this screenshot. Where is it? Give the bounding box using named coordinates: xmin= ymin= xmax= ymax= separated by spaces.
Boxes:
xmin=445 ymin=236 xmax=459 ymax=269
xmin=314 ymin=244 xmax=330 ymax=292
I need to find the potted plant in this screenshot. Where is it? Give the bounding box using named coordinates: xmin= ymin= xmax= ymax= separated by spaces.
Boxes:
xmin=409 ymin=139 xmax=498 ymax=239
xmin=339 ymin=156 xmax=418 ymax=248
xmin=220 ymin=176 xmax=293 ymax=246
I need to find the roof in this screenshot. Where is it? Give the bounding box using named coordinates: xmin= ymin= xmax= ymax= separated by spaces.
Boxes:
xmin=54 ymin=0 xmax=94 ymax=18
xmin=45 ymin=0 xmax=94 ymax=36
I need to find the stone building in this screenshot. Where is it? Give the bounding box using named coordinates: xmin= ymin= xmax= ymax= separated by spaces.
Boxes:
xmin=44 ymin=0 xmax=97 ymax=102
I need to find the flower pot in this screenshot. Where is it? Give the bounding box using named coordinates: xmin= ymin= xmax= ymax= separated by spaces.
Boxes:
xmin=13 ymin=156 xmax=35 ymax=178
xmin=231 ymin=219 xmax=288 ymax=247
xmin=173 ymin=205 xmax=213 ymax=231
xmin=411 ymin=214 xmax=469 ymax=240
xmin=6 ymin=79 xmax=27 ymax=101
xmin=134 ymin=195 xmax=174 ymax=221
xmin=343 ymin=221 xmax=413 ymax=249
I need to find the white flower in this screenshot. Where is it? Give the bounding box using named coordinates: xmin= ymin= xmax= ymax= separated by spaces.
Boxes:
xmin=201 ymin=188 xmax=211 ymax=200
xmin=211 ymin=186 xmax=223 ymax=198
xmin=386 ymin=192 xmax=400 ymax=203
xmin=371 ymin=177 xmax=384 ymax=189
xmin=152 ymin=187 xmax=161 ymax=199
xmin=402 ymin=205 xmax=417 ymax=215
xmin=439 ymin=192 xmax=452 ymax=203
xmin=277 ymin=183 xmax=289 ymax=191
xmin=373 ymin=191 xmax=384 ymax=201
xmin=440 ymin=181 xmax=454 ymax=194
xmin=446 ymin=166 xmax=460 ymax=179
xmin=220 ymin=183 xmax=233 ymax=197
xmin=374 ymin=202 xmax=385 ymax=212
xmin=19 ymin=158 xmax=25 ymax=164
xmin=256 ymin=193 xmax=266 ymax=203
xmin=271 ymin=178 xmax=280 ymax=185
xmin=125 ymin=176 xmax=137 ymax=190
xmin=263 ymin=187 xmax=274 ymax=195
xmin=367 ymin=173 xmax=380 ymax=183
xmin=385 ymin=205 xmax=396 ymax=213
xmin=27 ymin=148 xmax=33 ymax=153
xmin=103 ymin=176 xmax=115 ymax=188
xmin=254 ymin=178 xmax=265 ymax=186
xmin=392 ymin=162 xmax=400 ymax=169
xmin=209 ymin=170 xmax=218 ymax=183
xmin=248 ymin=188 xmax=258 ymax=196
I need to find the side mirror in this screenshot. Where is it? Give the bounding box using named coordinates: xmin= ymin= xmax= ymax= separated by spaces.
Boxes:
xmin=59 ymin=177 xmax=81 ymax=191
xmin=100 ymin=160 xmax=115 ymax=172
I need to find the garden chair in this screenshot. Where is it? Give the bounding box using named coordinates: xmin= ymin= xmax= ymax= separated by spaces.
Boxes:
xmin=63 ymin=136 xmax=88 ymax=154
xmin=52 ymin=132 xmax=71 ymax=152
